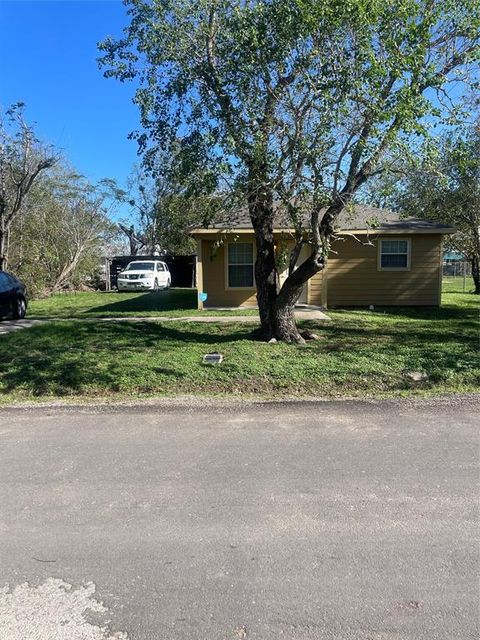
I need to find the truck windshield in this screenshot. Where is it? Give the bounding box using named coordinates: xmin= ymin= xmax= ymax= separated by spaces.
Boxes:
xmin=126 ymin=262 xmax=155 ymax=271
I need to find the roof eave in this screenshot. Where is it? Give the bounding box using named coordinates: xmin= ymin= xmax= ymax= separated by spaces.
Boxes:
xmin=190 ymin=226 xmax=456 ymax=236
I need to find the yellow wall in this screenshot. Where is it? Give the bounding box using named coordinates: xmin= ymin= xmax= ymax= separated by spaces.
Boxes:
xmin=326 ymin=233 xmax=442 ymax=306
xmin=201 ymin=239 xmax=258 ymax=307
xmin=307 ymin=269 xmax=324 ymax=306
xmin=196 ymin=232 xmax=443 ymax=308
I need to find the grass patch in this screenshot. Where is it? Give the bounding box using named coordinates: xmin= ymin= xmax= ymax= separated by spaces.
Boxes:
xmin=27 ymin=289 xmax=258 ymax=318
xmin=442 ymin=275 xmax=475 ymax=294
xmin=27 ymin=277 xmax=476 ymax=318
xmin=1 ymin=292 xmax=478 ymax=402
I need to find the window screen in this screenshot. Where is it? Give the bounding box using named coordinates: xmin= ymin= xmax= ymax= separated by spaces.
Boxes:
xmin=380 ymin=240 xmax=409 ymax=269
xmin=228 ymin=243 xmax=254 ymax=287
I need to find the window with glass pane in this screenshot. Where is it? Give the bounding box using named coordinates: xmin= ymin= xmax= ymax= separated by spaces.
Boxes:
xmin=228 ymin=243 xmax=254 ymax=287
xmin=380 ymin=240 xmax=409 ymax=268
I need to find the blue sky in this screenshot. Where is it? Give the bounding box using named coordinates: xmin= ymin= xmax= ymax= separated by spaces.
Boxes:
xmin=1 ymin=1 xmax=476 ymax=198
xmin=0 ymin=0 xmax=139 ymax=193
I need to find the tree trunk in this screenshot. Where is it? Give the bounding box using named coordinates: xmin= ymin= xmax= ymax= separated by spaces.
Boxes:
xmin=249 ymin=201 xmax=328 ymax=342
xmin=273 ymin=289 xmax=305 ymax=343
xmin=0 ymin=225 xmax=6 ymax=271
xmin=248 ymin=182 xmax=279 ymax=339
xmin=273 ymin=252 xmax=326 ymax=343
xmin=471 ymin=254 xmax=480 ymax=295
xmin=248 ymin=174 xmax=332 ymax=342
xmin=250 ymin=210 xmax=325 ymax=342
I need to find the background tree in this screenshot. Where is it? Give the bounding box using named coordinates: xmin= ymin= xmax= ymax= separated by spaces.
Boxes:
xmin=115 ymin=161 xmax=208 ymax=256
xmin=112 ymin=166 xmax=155 ymax=255
xmin=0 ymin=103 xmax=57 ymax=270
xmin=100 ymin=0 xmax=479 ymax=342
xmin=9 ymin=164 xmax=118 ymax=295
xmin=118 ymin=221 xmax=146 ymax=256
xmin=395 ymin=122 xmax=480 ymax=294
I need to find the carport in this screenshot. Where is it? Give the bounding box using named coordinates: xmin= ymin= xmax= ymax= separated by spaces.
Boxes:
xmin=105 ymin=254 xmax=196 ymax=291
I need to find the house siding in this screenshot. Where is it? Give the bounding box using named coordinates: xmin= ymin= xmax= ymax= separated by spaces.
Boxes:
xmin=201 ymin=239 xmax=257 ymax=307
xmin=307 ymin=269 xmax=324 ymax=306
xmin=326 ymin=234 xmax=442 ymax=307
xmin=198 ymin=233 xmax=443 ymax=308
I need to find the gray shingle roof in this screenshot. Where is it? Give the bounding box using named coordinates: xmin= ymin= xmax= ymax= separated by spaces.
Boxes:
xmin=202 ymin=205 xmax=455 ymax=233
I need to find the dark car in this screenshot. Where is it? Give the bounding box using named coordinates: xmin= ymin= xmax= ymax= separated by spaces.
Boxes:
xmin=0 ymin=271 xmax=27 ymax=320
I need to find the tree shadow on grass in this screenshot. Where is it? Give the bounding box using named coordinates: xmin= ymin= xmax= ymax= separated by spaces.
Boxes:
xmin=330 ymin=302 xmax=479 ymax=323
xmin=1 ymin=305 xmax=478 ymax=397
xmin=105 ymin=320 xmax=254 ymax=344
xmin=300 ymin=312 xmax=479 ymax=379
xmin=84 ymin=290 xmax=197 ymax=316
xmin=0 ymin=320 xmax=254 ymax=395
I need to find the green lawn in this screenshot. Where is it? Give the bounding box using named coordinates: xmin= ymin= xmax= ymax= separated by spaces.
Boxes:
xmin=26 ymin=275 xmax=476 ymax=318
xmin=1 ymin=289 xmax=478 ymax=403
xmin=27 ymin=289 xmax=257 ymax=318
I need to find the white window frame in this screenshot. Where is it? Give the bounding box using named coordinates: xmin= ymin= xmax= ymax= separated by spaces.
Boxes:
xmin=377 ymin=238 xmax=411 ymax=271
xmin=225 ymin=241 xmax=256 ymax=290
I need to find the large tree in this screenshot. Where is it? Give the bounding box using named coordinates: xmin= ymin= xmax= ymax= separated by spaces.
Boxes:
xmin=99 ymin=0 xmax=479 ymax=342
xmin=0 ymin=103 xmax=57 ymax=270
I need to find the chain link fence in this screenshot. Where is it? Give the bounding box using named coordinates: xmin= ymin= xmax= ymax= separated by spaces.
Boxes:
xmin=443 ymin=255 xmax=472 ymax=292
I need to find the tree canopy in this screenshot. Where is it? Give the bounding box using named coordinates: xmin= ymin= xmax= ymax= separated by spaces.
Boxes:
xmin=114 ymin=165 xmax=198 ymax=256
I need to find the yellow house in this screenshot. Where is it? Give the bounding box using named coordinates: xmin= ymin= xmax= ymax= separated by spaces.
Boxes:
xmin=190 ymin=206 xmax=455 ymax=309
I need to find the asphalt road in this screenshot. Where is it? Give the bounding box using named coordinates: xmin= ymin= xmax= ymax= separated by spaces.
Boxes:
xmin=0 ymin=398 xmax=478 ymax=639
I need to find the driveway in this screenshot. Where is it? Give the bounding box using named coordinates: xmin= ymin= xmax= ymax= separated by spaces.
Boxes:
xmin=0 ymin=398 xmax=478 ymax=639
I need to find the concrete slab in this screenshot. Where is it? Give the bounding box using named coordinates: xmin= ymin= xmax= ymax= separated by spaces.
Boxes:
xmin=176 ymin=305 xmax=330 ymax=322
xmin=0 ymin=319 xmax=45 ymax=335
xmin=166 ymin=308 xmax=330 ymax=323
